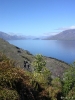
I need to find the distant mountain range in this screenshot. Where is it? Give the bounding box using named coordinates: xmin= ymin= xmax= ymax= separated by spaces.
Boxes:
xmin=46 ymin=29 xmax=75 ymax=40
xmin=1 ymin=29 xmax=75 ymax=40
xmin=0 ymin=31 xmax=26 ymax=40
xmin=0 ymin=31 xmax=49 ymax=40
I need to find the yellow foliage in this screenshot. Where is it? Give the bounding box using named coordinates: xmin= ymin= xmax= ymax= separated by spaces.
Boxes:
xmin=46 ymin=86 xmax=61 ymax=100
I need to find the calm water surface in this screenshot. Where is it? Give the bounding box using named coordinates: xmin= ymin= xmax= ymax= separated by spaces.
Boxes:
xmin=8 ymin=40 xmax=75 ymax=64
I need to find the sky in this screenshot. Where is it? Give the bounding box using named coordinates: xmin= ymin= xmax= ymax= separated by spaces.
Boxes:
xmin=0 ymin=0 xmax=75 ymax=36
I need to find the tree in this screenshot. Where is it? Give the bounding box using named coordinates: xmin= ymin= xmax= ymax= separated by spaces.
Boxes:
xmin=32 ymin=54 xmax=46 ymax=73
xmin=31 ymin=54 xmax=51 ymax=87
xmin=62 ymin=65 xmax=75 ymax=96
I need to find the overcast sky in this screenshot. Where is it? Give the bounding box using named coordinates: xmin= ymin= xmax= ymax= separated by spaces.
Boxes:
xmin=0 ymin=0 xmax=75 ymax=36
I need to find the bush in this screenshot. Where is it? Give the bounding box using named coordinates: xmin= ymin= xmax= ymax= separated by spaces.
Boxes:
xmin=0 ymin=89 xmax=19 ymax=100
xmin=0 ymin=53 xmax=51 ymax=100
xmin=62 ymin=66 xmax=75 ymax=96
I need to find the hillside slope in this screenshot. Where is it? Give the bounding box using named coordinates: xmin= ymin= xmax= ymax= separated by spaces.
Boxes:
xmin=0 ymin=38 xmax=70 ymax=78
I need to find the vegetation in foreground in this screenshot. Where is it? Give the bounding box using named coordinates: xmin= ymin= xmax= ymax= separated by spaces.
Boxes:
xmin=0 ymin=52 xmax=75 ymax=100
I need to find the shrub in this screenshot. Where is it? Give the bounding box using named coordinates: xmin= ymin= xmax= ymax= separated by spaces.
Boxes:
xmin=0 ymin=89 xmax=19 ymax=100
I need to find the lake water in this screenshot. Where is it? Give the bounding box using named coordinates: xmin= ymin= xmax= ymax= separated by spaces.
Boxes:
xmin=8 ymin=40 xmax=75 ymax=64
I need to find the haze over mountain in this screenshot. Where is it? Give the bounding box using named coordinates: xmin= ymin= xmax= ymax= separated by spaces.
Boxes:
xmin=1 ymin=29 xmax=75 ymax=40
xmin=46 ymin=29 xmax=75 ymax=40
xmin=0 ymin=31 xmax=49 ymax=40
xmin=0 ymin=31 xmax=26 ymax=40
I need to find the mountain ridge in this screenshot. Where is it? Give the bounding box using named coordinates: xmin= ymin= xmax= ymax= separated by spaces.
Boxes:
xmin=45 ymin=29 xmax=75 ymax=40
xmin=0 ymin=31 xmax=26 ymax=40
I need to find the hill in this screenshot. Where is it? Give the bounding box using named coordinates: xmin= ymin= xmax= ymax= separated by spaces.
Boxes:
xmin=0 ymin=38 xmax=70 ymax=78
xmin=46 ymin=29 xmax=75 ymax=40
xmin=0 ymin=47 xmax=75 ymax=100
xmin=0 ymin=31 xmax=26 ymax=40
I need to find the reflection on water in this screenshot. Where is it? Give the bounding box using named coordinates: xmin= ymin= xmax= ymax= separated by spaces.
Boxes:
xmin=57 ymin=40 xmax=75 ymax=51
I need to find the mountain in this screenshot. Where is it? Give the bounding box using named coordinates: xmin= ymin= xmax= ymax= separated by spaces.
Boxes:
xmin=46 ymin=29 xmax=75 ymax=40
xmin=0 ymin=38 xmax=70 ymax=78
xmin=0 ymin=31 xmax=11 ymax=40
xmin=0 ymin=31 xmax=26 ymax=40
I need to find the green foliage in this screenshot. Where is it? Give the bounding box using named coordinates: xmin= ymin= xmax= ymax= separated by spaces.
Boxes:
xmin=32 ymin=54 xmax=46 ymax=73
xmin=0 ymin=53 xmax=51 ymax=100
xmin=66 ymin=87 xmax=75 ymax=100
xmin=1 ymin=52 xmax=75 ymax=100
xmin=46 ymin=78 xmax=62 ymax=100
xmin=51 ymin=77 xmax=62 ymax=89
xmin=62 ymin=65 xmax=75 ymax=96
xmin=0 ymin=89 xmax=19 ymax=100
xmin=0 ymin=53 xmax=32 ymax=100
xmin=71 ymin=61 xmax=75 ymax=67
xmin=46 ymin=86 xmax=60 ymax=100
xmin=32 ymin=54 xmax=51 ymax=88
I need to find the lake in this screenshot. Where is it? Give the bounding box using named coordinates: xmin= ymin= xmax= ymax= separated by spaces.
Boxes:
xmin=8 ymin=40 xmax=75 ymax=64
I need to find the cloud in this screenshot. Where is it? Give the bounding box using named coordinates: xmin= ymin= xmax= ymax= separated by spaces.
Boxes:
xmin=56 ymin=27 xmax=68 ymax=30
xmin=56 ymin=25 xmax=75 ymax=31
xmin=69 ymin=25 xmax=75 ymax=29
xmin=42 ymin=25 xmax=75 ymax=36
xmin=43 ymin=32 xmax=59 ymax=36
